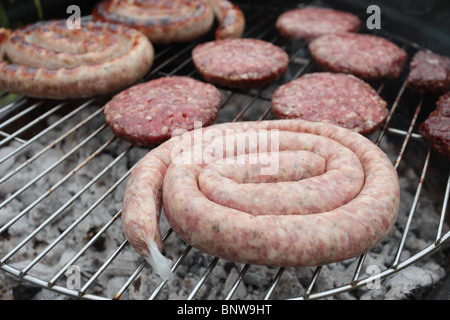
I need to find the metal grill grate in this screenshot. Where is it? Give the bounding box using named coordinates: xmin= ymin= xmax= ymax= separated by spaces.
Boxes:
xmin=0 ymin=3 xmax=449 ymax=300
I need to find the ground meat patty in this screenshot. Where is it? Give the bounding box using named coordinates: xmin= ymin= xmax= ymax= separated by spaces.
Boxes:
xmin=192 ymin=38 xmax=289 ymax=89
xmin=93 ymin=0 xmax=215 ymax=44
xmin=309 ymin=32 xmax=408 ymax=81
xmin=0 ymin=20 xmax=154 ymax=100
xmin=276 ymin=7 xmax=361 ymax=41
xmin=104 ymin=76 xmax=222 ymax=146
xmin=121 ymin=119 xmax=400 ymax=279
xmin=271 ymin=72 xmax=388 ymax=135
xmin=418 ymin=92 xmax=450 ymax=160
xmin=407 ymin=51 xmax=450 ymax=95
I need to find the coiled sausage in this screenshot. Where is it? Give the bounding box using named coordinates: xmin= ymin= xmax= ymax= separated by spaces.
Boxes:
xmin=122 ymin=119 xmax=400 ymax=279
xmin=208 ymin=0 xmax=245 ymax=39
xmin=93 ymin=0 xmax=245 ymax=44
xmin=0 ymin=20 xmax=153 ymax=100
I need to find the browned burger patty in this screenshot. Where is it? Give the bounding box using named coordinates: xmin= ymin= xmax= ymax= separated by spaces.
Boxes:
xmin=0 ymin=20 xmax=154 ymax=100
xmin=93 ymin=0 xmax=215 ymax=44
xmin=104 ymin=76 xmax=222 ymax=146
xmin=418 ymin=92 xmax=450 ymax=160
xmin=192 ymin=38 xmax=289 ymax=89
xmin=276 ymin=7 xmax=361 ymax=41
xmin=309 ymin=32 xmax=408 ymax=81
xmin=271 ymin=72 xmax=388 ymax=135
xmin=407 ymin=51 xmax=450 ymax=95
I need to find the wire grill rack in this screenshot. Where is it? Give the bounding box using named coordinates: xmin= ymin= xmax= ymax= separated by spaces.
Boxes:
xmin=0 ymin=3 xmax=449 ymax=300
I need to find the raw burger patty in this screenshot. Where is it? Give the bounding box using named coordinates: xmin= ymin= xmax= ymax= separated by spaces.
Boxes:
xmin=309 ymin=32 xmax=407 ymax=80
xmin=104 ymin=76 xmax=222 ymax=146
xmin=276 ymin=7 xmax=361 ymax=41
xmin=192 ymin=38 xmax=289 ymax=89
xmin=271 ymin=72 xmax=388 ymax=135
xmin=418 ymin=92 xmax=450 ymax=160
xmin=407 ymin=51 xmax=450 ymax=95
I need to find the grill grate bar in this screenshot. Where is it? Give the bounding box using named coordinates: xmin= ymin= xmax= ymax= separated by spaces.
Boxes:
xmin=187 ymin=257 xmax=220 ymax=300
xmin=0 ymin=101 xmax=43 ymax=133
xmin=303 ymin=266 xmax=323 ymax=299
xmin=0 ymin=101 xmax=67 ymax=148
xmin=224 ymin=264 xmax=250 ymax=300
xmin=0 ymin=130 xmax=26 ymax=144
xmin=0 ymin=130 xmax=115 ymax=265
xmin=394 ymin=97 xmax=423 ymax=170
xmin=386 ymin=128 xmax=422 ymax=140
xmin=113 ymin=260 xmax=146 ymax=300
xmin=20 ymin=144 xmax=133 ymax=276
xmin=0 ymin=99 xmax=100 ymax=184
xmin=393 ymin=150 xmax=431 ymax=269
xmin=375 ymin=79 xmax=408 ymax=145
xmin=48 ymin=209 xmax=124 ymax=288
xmin=111 ymin=227 xmax=176 ymax=300
xmin=351 ymin=253 xmax=369 ymax=286
xmin=0 ymin=122 xmax=107 ymax=215
xmin=78 ymin=239 xmax=129 ymax=297
xmin=263 ymin=267 xmax=285 ymax=300
xmin=149 ymin=244 xmax=193 ymax=300
xmin=0 ymin=95 xmax=27 ymax=120
xmin=436 ymin=174 xmax=450 ymax=245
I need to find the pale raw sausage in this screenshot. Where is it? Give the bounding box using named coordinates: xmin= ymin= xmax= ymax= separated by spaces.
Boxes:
xmin=122 ymin=119 xmax=400 ymax=279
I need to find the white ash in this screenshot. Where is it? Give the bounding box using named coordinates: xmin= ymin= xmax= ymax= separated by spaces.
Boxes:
xmin=0 ymin=103 xmax=448 ymax=300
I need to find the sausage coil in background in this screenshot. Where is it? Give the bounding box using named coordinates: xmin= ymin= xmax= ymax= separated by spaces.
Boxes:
xmin=92 ymin=0 xmax=245 ymax=44
xmin=0 ymin=20 xmax=154 ymax=100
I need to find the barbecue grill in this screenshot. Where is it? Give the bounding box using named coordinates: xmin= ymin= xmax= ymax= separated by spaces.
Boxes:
xmin=0 ymin=0 xmax=449 ymax=300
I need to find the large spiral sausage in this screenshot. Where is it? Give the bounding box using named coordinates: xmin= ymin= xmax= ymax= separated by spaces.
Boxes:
xmin=93 ymin=0 xmax=245 ymax=44
xmin=0 ymin=20 xmax=154 ymax=100
xmin=122 ymin=119 xmax=400 ymax=279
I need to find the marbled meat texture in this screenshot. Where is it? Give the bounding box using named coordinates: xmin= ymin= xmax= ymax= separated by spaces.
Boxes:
xmin=121 ymin=119 xmax=400 ymax=278
xmin=276 ymin=7 xmax=361 ymax=41
xmin=419 ymin=92 xmax=450 ymax=160
xmin=104 ymin=76 xmax=222 ymax=146
xmin=271 ymin=72 xmax=388 ymax=135
xmin=192 ymin=38 xmax=289 ymax=89
xmin=309 ymin=32 xmax=407 ymax=81
xmin=407 ymin=51 xmax=450 ymax=95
